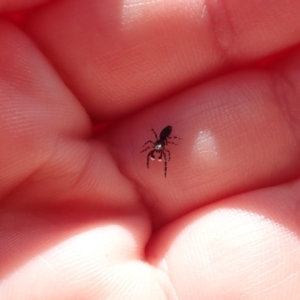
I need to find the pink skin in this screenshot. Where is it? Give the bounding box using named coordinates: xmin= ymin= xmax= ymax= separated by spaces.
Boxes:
xmin=1 ymin=0 xmax=300 ymax=299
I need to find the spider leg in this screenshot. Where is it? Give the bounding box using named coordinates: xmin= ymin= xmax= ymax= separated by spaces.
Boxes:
xmin=142 ymin=140 xmax=154 ymax=147
xmin=167 ymin=136 xmax=182 ymax=145
xmin=141 ymin=145 xmax=153 ymax=153
xmin=168 ymin=136 xmax=182 ymax=140
xmin=151 ymin=129 xmax=158 ymax=140
xmin=167 ymin=141 xmax=179 ymax=146
xmin=164 ymin=148 xmax=171 ymax=161
xmin=147 ymin=150 xmax=155 ymax=169
xmin=162 ymin=151 xmax=168 ymax=177
xmin=157 ymin=151 xmax=163 ymax=161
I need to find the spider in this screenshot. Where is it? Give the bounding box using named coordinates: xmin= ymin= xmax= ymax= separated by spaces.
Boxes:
xmin=141 ymin=125 xmax=181 ymax=177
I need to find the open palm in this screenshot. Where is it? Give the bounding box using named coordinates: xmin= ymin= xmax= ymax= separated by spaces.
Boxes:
xmin=1 ymin=0 xmax=300 ymax=299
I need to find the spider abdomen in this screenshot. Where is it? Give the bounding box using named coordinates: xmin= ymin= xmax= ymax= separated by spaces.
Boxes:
xmin=159 ymin=125 xmax=172 ymax=140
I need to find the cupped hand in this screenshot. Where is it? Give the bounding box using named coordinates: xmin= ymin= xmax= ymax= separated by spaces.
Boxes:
xmin=1 ymin=0 xmax=300 ymax=299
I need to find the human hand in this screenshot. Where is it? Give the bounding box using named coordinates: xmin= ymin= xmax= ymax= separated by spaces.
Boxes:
xmin=1 ymin=0 xmax=300 ymax=299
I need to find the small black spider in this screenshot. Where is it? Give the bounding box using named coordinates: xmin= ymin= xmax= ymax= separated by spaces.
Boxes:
xmin=141 ymin=125 xmax=181 ymax=177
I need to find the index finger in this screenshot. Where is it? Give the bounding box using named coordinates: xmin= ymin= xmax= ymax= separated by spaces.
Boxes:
xmin=21 ymin=0 xmax=300 ymax=119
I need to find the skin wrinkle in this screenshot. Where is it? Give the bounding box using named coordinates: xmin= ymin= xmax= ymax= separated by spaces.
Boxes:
xmin=205 ymin=0 xmax=237 ymax=64
xmin=105 ymin=131 xmax=151 ymax=217
xmin=0 ymin=130 xmax=59 ymax=204
xmin=70 ymin=140 xmax=94 ymax=191
xmin=268 ymin=62 xmax=300 ymax=149
xmin=292 ymin=185 xmax=300 ymax=224
xmin=252 ymin=272 xmax=299 ymax=297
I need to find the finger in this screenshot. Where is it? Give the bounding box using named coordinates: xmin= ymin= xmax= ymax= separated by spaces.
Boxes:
xmin=0 ymin=19 xmax=151 ymax=300
xmin=21 ymin=0 xmax=300 ymax=119
xmin=0 ymin=19 xmax=137 ymax=209
xmin=0 ymin=211 xmax=157 ymax=300
xmin=147 ymin=181 xmax=300 ymax=299
xmin=0 ymin=1 xmax=50 ymax=12
xmin=108 ymin=47 xmax=300 ymax=226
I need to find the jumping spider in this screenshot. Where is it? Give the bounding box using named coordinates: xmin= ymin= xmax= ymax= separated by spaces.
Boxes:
xmin=141 ymin=125 xmax=181 ymax=177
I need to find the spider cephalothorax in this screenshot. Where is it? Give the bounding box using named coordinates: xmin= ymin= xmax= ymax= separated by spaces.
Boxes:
xmin=141 ymin=125 xmax=181 ymax=177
